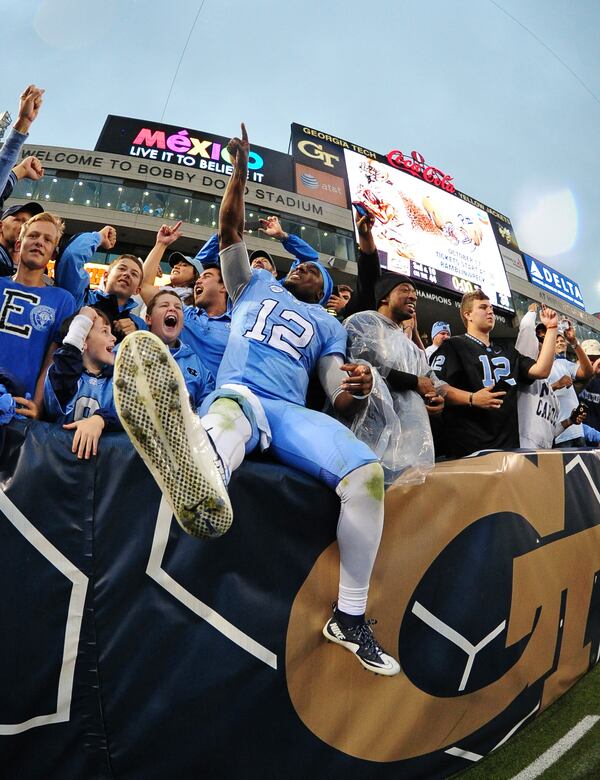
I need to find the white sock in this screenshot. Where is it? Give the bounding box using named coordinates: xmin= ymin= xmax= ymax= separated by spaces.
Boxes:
xmin=201 ymin=398 xmax=251 ymax=483
xmin=335 ymin=463 xmax=385 ymax=616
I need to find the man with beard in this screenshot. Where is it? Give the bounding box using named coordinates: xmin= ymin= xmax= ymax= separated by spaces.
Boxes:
xmin=344 ymin=272 xmax=445 ymax=485
xmin=115 ymin=124 xmax=400 ymax=676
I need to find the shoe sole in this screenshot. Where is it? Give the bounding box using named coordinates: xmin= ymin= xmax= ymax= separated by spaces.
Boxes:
xmin=322 ymin=624 xmax=400 ymax=677
xmin=114 ymin=331 xmax=233 ymax=539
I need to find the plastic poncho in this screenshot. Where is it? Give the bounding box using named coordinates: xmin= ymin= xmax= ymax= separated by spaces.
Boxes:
xmin=344 ymin=311 xmax=446 ymax=487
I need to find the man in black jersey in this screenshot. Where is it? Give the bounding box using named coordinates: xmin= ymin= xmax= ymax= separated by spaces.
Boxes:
xmin=430 ymin=289 xmax=558 ymax=458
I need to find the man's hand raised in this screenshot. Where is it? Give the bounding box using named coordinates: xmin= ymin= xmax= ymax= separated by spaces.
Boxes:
xmin=156 ymin=220 xmax=182 ymax=246
xmin=14 ymin=156 xmax=44 ymax=181
xmin=227 ymin=122 xmax=249 ymax=173
xmin=356 ymin=211 xmax=375 ymax=236
xmin=14 ymin=85 xmax=44 ymax=134
xmin=258 ymin=215 xmax=287 ymax=240
xmin=539 ymin=304 xmax=558 ymax=330
xmin=98 ymin=226 xmax=117 ymax=250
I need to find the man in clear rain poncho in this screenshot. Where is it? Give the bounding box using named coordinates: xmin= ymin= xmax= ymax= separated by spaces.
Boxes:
xmin=344 ymin=271 xmax=447 ymax=487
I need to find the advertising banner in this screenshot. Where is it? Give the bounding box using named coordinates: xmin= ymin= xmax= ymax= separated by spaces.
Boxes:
xmin=294 ymin=162 xmax=348 ymax=207
xmin=344 ymin=149 xmax=514 ymax=310
xmin=95 ymin=115 xmax=294 ymax=190
xmin=523 ymin=253 xmax=585 ymax=310
xmin=2 ymin=424 xmax=599 ymax=779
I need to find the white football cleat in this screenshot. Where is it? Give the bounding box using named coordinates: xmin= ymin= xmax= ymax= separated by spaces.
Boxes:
xmin=114 ymin=331 xmax=232 ymax=539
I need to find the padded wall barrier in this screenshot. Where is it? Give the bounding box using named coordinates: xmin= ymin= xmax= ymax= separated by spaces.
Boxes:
xmin=1 ymin=421 xmax=600 ymax=779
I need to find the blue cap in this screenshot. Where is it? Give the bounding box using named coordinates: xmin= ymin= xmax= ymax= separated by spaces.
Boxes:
xmin=288 ymin=259 xmax=333 ymax=306
xmin=431 ymin=321 xmax=451 ymax=339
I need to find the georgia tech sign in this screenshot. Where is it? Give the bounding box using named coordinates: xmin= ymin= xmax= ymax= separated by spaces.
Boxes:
xmin=287 ymin=450 xmax=600 ymax=764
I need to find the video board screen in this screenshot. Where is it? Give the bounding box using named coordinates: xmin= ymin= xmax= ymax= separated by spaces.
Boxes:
xmin=344 ymin=149 xmax=514 ymax=311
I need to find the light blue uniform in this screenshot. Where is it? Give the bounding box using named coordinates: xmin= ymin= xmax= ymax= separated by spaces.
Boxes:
xmin=182 ymin=305 xmax=231 ymax=379
xmin=170 ymin=341 xmax=215 ymax=411
xmin=44 ymin=369 xmax=116 ymax=424
xmin=204 ymin=268 xmax=376 ymax=487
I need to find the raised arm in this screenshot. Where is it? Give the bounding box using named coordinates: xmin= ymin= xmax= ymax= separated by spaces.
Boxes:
xmin=56 ymin=226 xmax=116 ymax=307
xmin=140 ymin=221 xmax=182 ymax=305
xmin=219 ymin=124 xmax=252 ymax=298
xmin=0 ymin=156 xmax=44 ymax=211
xmin=563 ymin=324 xmax=594 ymax=381
xmin=528 ymin=305 xmax=558 ymax=379
xmin=259 ymin=216 xmax=319 ymax=263
xmin=219 ymin=123 xmax=248 ymax=250
xmin=0 ymin=86 xmax=44 ymax=196
xmin=344 ymin=211 xmax=381 ymax=317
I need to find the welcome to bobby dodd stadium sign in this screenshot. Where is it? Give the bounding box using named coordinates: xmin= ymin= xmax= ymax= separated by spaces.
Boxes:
xmin=523 ymin=253 xmax=585 ymax=310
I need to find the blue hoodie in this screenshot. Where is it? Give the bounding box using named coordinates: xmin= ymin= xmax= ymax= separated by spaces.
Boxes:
xmin=55 ymin=232 xmax=147 ymax=333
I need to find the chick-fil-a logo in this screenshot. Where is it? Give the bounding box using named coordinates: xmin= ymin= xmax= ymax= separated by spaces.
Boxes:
xmin=129 ymin=127 xmax=265 ymax=179
xmin=386 ymin=149 xmax=455 ymax=193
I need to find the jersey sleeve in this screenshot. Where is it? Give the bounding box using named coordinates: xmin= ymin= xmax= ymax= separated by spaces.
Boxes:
xmin=282 ymin=233 xmax=319 ymax=264
xmin=516 ymin=352 xmax=537 ymax=384
xmin=319 ymin=314 xmax=348 ymax=360
xmin=0 ymin=171 xmax=16 ymax=212
xmin=0 ymin=129 xmax=27 ymax=196
xmin=192 ymin=361 xmax=215 ymax=409
xmin=430 ymin=340 xmax=461 ymax=383
xmin=194 ymin=233 xmax=219 ymax=266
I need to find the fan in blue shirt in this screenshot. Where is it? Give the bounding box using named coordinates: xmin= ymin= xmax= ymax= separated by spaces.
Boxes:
xmin=55 ymin=227 xmax=147 ymax=338
xmin=0 ymin=212 xmax=76 ymax=416
xmin=45 ymin=307 xmax=119 ymax=458
xmin=145 ymin=289 xmax=214 ymax=410
xmin=140 ymin=224 xmax=231 ymax=378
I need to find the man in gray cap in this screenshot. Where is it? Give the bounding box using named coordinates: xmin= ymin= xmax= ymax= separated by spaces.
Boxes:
xmin=0 ymin=201 xmax=44 ymax=276
xmin=248 ymin=249 xmax=277 ymax=276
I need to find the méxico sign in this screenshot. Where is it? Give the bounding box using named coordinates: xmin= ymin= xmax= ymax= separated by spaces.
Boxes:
xmin=523 ymin=253 xmax=585 ymax=310
xmin=95 ymin=115 xmax=293 ymax=190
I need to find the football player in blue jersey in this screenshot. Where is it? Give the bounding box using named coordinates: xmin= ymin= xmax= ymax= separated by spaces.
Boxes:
xmin=0 ymin=211 xmax=76 ymax=417
xmin=144 ymin=289 xmax=215 ymax=410
xmin=115 ymin=125 xmax=400 ymax=676
xmin=44 ymin=306 xmax=119 ymax=459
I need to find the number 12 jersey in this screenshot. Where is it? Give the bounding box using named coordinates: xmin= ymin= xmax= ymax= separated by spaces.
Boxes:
xmin=431 ymin=334 xmax=535 ymax=457
xmin=216 ymin=269 xmax=347 ymax=405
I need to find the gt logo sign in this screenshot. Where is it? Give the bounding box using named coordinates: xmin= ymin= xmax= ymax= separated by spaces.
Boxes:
xmin=297 ymin=140 xmax=340 ymax=169
xmin=287 ymin=451 xmax=600 ymax=762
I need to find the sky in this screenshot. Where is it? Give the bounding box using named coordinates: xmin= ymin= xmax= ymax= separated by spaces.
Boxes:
xmin=3 ymin=0 xmax=600 ymax=312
